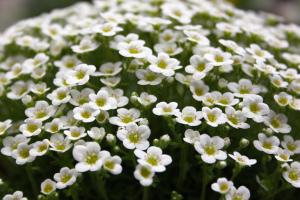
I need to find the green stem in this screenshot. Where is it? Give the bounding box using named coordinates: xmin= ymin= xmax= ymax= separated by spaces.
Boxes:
xmin=231 ymin=164 xmax=242 ymax=181
xmin=26 ymin=164 xmax=38 ymax=197
xmin=142 ymin=187 xmax=149 ymax=200
xmin=97 ymin=173 xmax=109 ymax=200
xmin=177 ymin=143 xmax=188 ymax=188
xmin=200 ymin=165 xmax=209 ymax=200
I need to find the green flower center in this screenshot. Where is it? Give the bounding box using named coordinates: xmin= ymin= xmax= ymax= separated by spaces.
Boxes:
xmin=147 ymin=155 xmax=158 ymax=166
xmin=128 ymin=132 xmax=140 ymax=144
xmin=204 ymin=145 xmax=216 ymax=155
xmin=96 ymin=98 xmax=106 ymax=107
xmin=104 ymin=160 xmax=115 ymax=170
xmin=157 ymin=60 xmax=168 ymax=69
xmin=262 ymin=141 xmax=273 ymax=150
xmin=27 ymin=123 xmax=38 ymax=133
xmin=288 ymin=170 xmax=299 ymax=181
xmin=85 ymin=153 xmax=99 ymax=165
xmin=61 ymin=174 xmax=72 ymax=183
xmin=249 ymin=103 xmax=260 ymax=113
xmin=140 ymin=166 xmax=151 ymax=178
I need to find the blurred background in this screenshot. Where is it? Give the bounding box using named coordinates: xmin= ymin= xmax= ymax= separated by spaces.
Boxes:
xmin=0 ymin=0 xmax=300 ymax=31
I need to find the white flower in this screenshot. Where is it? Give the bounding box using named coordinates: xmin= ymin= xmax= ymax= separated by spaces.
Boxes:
xmin=253 ymin=133 xmax=280 ymax=154
xmin=118 ymin=40 xmax=152 ymax=59
xmin=54 ymin=167 xmax=78 ymax=189
xmin=242 ymin=95 xmax=269 ymax=123
xmin=29 ymin=139 xmax=49 ymax=157
xmin=103 ymin=153 xmax=123 ymax=175
xmin=111 ymin=33 xmax=139 ymax=49
xmin=70 ymin=88 xmax=94 ymax=106
xmin=109 ymin=108 xmax=141 ymax=126
xmin=216 ymin=92 xmax=239 ymax=107
xmin=201 ymin=91 xmax=221 ymax=106
xmin=117 ymin=123 xmax=150 ymax=150
xmin=89 ymin=89 xmax=117 ymax=110
xmin=219 ymin=39 xmax=246 ymax=56
xmin=136 ymin=69 xmax=164 ymax=85
xmin=274 ymin=92 xmax=292 ymax=107
xmin=270 ymin=75 xmax=288 ymax=88
xmin=22 ymin=53 xmax=49 ymax=73
xmin=66 ymin=64 xmax=96 ymax=85
xmin=7 ymin=81 xmax=31 ymax=100
xmin=44 ymin=118 xmax=63 ymax=134
xmin=148 ymin=53 xmax=181 ymax=77
xmin=275 ymin=148 xmax=292 ymax=162
xmin=185 ymin=55 xmax=213 ymax=80
xmin=12 ymin=143 xmax=35 ymax=165
xmin=19 ymin=119 xmax=42 ymax=137
xmin=283 ymin=161 xmax=300 ymax=188
xmin=183 ymin=129 xmax=201 ymax=144
xmin=228 ymin=79 xmax=260 ymax=97
xmin=134 ymin=164 xmax=155 ymax=186
xmin=1 ymin=134 xmax=30 ymax=156
xmin=47 ymin=87 xmax=71 ymax=106
xmin=204 ymin=49 xmax=233 ymax=67
xmin=73 ymin=104 xmax=100 ymax=123
xmin=54 ymin=55 xmax=81 ymax=71
xmin=281 ymin=135 xmax=300 ymax=155
xmin=42 ymin=23 xmax=65 ymax=39
xmin=246 ymin=44 xmax=273 ymax=62
xmin=64 ymin=126 xmax=87 ymax=140
xmin=25 ymin=101 xmax=56 ymax=121
xmin=184 ymin=31 xmax=210 ymax=46
xmin=135 ymin=92 xmax=157 ymax=106
xmin=71 ymin=36 xmax=100 ymax=53
xmin=153 ymin=102 xmax=180 ymax=116
xmin=30 ymin=82 xmax=50 ymax=95
xmin=225 ymin=186 xmax=250 ymax=200
xmin=103 ymin=87 xmax=128 ymax=107
xmin=3 ymin=191 xmax=27 ymax=200
xmin=154 ymin=43 xmax=183 ymax=56
xmin=0 ymin=119 xmax=12 ymax=135
xmin=202 ymin=107 xmax=226 ymax=127
xmin=41 ymin=179 xmax=56 ymax=195
xmin=87 ymin=127 xmax=106 ymax=141
xmin=263 ymin=111 xmax=291 ymax=134
xmin=229 ymin=151 xmax=257 ymax=166
xmin=176 ymin=106 xmax=203 ymax=126
xmin=92 ymin=22 xmax=122 ymax=36
xmin=190 ymin=80 xmax=209 ymax=101
xmin=211 ymin=177 xmax=233 ymax=194
xmin=194 ymin=134 xmax=227 ymax=164
xmin=72 ymin=142 xmax=109 ymax=172
xmin=134 ymin=146 xmax=172 ymax=172
xmin=161 ymin=2 xmax=192 ymax=24
xmin=225 ymin=107 xmax=249 ymax=129
xmin=159 ymin=29 xmax=179 ymax=43
xmin=94 ymin=62 xmax=122 ymax=77
xmin=49 ymin=133 xmax=72 ymax=153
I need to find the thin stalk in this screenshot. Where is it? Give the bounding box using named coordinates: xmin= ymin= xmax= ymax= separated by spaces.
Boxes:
xmin=26 ymin=164 xmax=38 ymax=197
xmin=142 ymin=187 xmax=149 ymax=200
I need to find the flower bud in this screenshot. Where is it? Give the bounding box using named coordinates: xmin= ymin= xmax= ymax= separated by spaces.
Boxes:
xmin=216 ymin=161 xmax=227 ymax=169
xmin=239 ymin=138 xmax=249 ymax=148
xmin=106 ymin=133 xmax=116 ymax=145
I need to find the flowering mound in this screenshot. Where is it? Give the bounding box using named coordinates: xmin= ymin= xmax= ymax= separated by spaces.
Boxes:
xmin=1 ymin=0 xmax=300 ymax=199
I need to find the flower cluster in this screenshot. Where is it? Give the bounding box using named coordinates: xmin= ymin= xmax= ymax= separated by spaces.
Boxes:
xmin=0 ymin=0 xmax=300 ymax=199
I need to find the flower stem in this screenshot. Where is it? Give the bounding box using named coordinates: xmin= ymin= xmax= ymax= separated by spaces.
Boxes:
xmin=231 ymin=164 xmax=242 ymax=181
xmin=97 ymin=174 xmax=109 ymax=200
xmin=142 ymin=187 xmax=149 ymax=200
xmin=200 ymin=165 xmax=209 ymax=200
xmin=26 ymin=164 xmax=38 ymax=197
